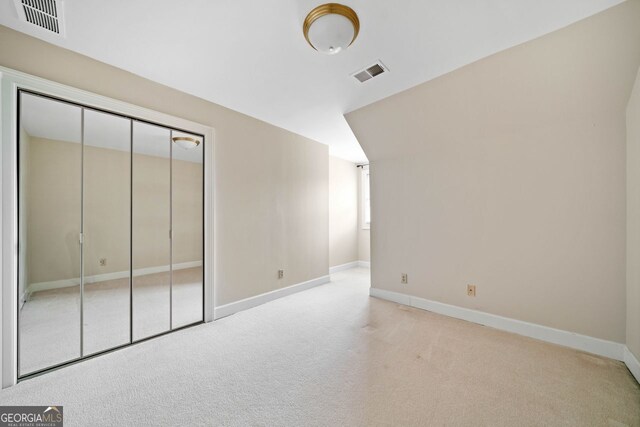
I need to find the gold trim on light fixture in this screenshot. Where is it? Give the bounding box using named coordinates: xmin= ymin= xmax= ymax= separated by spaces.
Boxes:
xmin=303 ymin=3 xmax=360 ymax=51
xmin=172 ymin=136 xmax=200 ymax=147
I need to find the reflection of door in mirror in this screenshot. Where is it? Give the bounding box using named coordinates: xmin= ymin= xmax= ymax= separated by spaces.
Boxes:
xmin=18 ymin=92 xmax=82 ymax=375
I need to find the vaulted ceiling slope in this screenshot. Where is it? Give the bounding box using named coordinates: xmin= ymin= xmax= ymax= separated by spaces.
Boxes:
xmin=346 ymin=1 xmax=640 ymax=161
xmin=0 ymin=0 xmax=626 ymax=162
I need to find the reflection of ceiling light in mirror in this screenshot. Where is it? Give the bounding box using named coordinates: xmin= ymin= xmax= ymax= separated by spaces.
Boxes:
xmin=172 ymin=136 xmax=200 ymax=150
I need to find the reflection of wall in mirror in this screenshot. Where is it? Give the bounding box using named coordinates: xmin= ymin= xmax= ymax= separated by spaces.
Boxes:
xmin=25 ymin=136 xmax=203 ymax=292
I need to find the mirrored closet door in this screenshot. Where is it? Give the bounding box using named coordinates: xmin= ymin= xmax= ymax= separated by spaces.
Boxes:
xmin=17 ymin=90 xmax=204 ymax=378
xmin=18 ymin=92 xmax=82 ymax=375
xmin=83 ymin=109 xmax=132 ymax=356
xmin=132 ymin=121 xmax=171 ymax=340
xmin=171 ymin=131 xmax=204 ymax=328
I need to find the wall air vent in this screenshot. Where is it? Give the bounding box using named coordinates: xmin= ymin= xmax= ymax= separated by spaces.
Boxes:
xmin=352 ymin=61 xmax=388 ymax=83
xmin=13 ymin=0 xmax=65 ymax=36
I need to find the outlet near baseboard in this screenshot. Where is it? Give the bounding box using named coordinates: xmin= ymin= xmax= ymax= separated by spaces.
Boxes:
xmin=401 ymin=273 xmax=408 ymax=284
xmin=278 ymin=270 xmax=284 ymax=279
xmin=467 ymin=284 xmax=476 ymax=297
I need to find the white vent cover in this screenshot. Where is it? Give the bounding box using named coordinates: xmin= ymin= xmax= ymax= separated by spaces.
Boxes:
xmin=352 ymin=61 xmax=388 ymax=83
xmin=13 ymin=0 xmax=65 ymax=36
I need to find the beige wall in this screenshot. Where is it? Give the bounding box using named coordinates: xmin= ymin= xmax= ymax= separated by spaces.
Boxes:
xmin=23 ymin=136 xmax=203 ymax=284
xmin=628 ymin=67 xmax=640 ymax=359
xmin=346 ymin=1 xmax=640 ymax=343
xmin=0 ymin=25 xmax=329 ymax=306
xmin=358 ymin=229 xmax=370 ymax=263
xmin=329 ymin=156 xmax=358 ymax=267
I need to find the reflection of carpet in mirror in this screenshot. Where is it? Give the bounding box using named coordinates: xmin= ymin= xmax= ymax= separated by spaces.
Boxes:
xmin=19 ymin=266 xmax=203 ymax=375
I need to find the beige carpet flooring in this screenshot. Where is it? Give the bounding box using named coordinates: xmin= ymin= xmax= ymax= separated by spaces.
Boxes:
xmin=2 ymin=268 xmax=639 ymax=426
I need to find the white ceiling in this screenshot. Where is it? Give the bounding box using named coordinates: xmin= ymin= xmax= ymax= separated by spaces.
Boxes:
xmin=1 ymin=0 xmax=625 ymax=163
xmin=21 ymin=92 xmax=203 ymax=163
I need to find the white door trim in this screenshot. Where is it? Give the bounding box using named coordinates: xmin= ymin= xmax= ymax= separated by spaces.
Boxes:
xmin=0 ymin=66 xmax=215 ymax=388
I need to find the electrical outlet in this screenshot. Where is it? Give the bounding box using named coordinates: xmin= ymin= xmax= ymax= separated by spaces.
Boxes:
xmin=99 ymin=258 xmax=107 ymax=267
xmin=278 ymin=269 xmax=284 ymax=279
xmin=467 ymin=284 xmax=476 ymax=297
xmin=401 ymin=273 xmax=408 ymax=284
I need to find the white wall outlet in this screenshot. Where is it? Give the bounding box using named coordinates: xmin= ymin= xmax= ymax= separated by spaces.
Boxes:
xmin=401 ymin=273 xmax=408 ymax=284
xmin=278 ymin=269 xmax=284 ymax=279
xmin=99 ymin=258 xmax=107 ymax=267
xmin=467 ymin=284 xmax=476 ymax=297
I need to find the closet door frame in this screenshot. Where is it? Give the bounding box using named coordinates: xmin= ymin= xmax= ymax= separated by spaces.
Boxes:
xmin=0 ymin=66 xmax=214 ymax=388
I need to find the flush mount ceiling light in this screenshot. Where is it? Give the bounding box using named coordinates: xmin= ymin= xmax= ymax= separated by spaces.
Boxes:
xmin=172 ymin=136 xmax=200 ymax=150
xmin=303 ymin=3 xmax=359 ymax=55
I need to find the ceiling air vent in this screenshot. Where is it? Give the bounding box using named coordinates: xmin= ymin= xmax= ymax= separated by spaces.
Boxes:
xmin=13 ymin=0 xmax=65 ymax=36
xmin=352 ymin=61 xmax=388 ymax=83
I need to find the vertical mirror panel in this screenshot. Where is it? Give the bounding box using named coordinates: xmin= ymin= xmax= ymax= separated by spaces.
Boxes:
xmin=83 ymin=110 xmax=131 ymax=355
xmin=132 ymin=122 xmax=171 ymax=340
xmin=18 ymin=92 xmax=82 ymax=375
xmin=171 ymin=132 xmax=204 ymax=328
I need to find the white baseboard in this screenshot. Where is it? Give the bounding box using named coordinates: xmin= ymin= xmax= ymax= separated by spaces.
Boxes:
xmin=370 ymin=287 xmax=624 ymax=361
xmin=329 ymin=261 xmax=370 ymax=275
xmin=624 ymin=347 xmax=640 ymax=383
xmin=27 ymin=261 xmax=202 ymax=297
xmin=330 ymin=261 xmax=359 ymax=274
xmin=214 ymin=275 xmax=330 ymax=320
